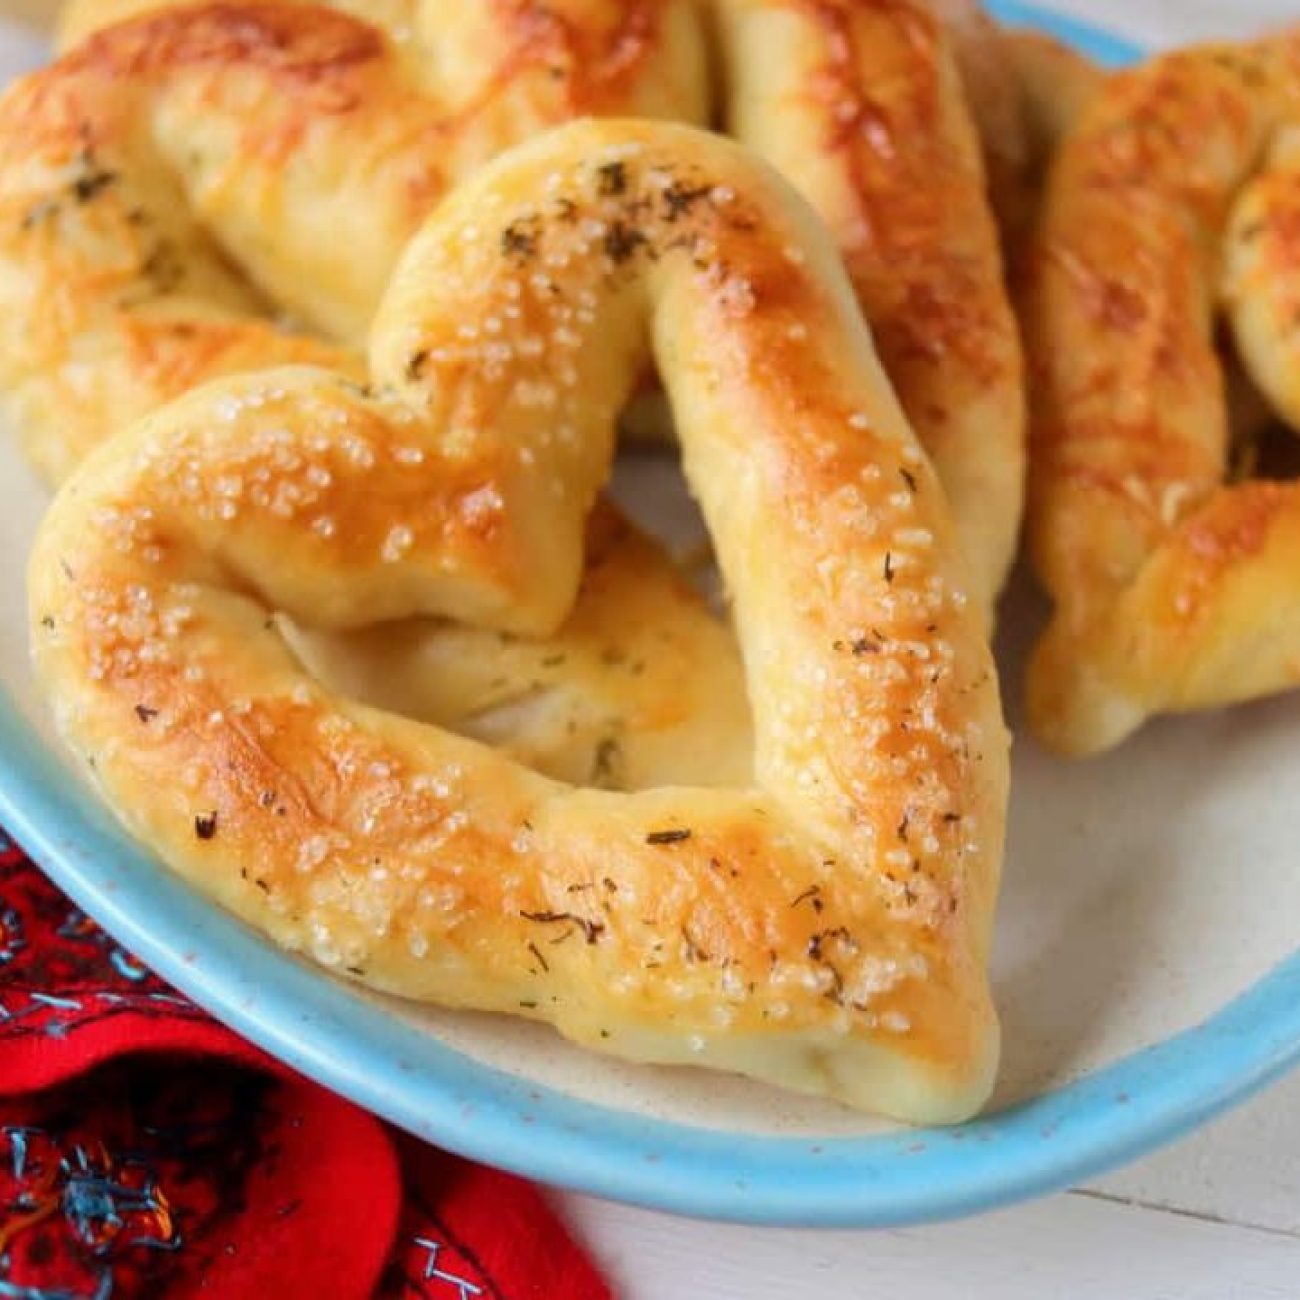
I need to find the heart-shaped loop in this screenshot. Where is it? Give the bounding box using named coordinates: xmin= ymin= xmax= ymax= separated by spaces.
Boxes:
xmin=32 ymin=119 xmax=1007 ymax=1121
xmin=1025 ymin=33 xmax=1300 ymax=755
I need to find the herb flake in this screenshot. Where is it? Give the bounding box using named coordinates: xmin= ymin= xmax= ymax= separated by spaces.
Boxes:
xmin=646 ymin=828 xmax=691 ymax=845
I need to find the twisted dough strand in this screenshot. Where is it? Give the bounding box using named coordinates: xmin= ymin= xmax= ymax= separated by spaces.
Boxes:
xmin=31 ymin=121 xmax=1007 ymax=1120
xmin=925 ymin=0 xmax=1034 ymax=243
xmin=59 ymin=0 xmax=707 ymax=118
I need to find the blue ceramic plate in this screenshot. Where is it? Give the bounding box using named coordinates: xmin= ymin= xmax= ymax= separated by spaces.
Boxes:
xmin=9 ymin=6 xmax=1300 ymax=1230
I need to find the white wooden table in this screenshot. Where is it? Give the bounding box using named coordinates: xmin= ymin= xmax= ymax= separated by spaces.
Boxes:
xmin=556 ymin=4 xmax=1300 ymax=1294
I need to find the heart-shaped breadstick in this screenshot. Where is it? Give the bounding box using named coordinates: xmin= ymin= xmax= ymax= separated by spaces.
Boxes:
xmin=31 ymin=120 xmax=1008 ymax=1121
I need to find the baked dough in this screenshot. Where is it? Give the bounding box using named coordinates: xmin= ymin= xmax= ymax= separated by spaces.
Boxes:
xmin=286 ymin=502 xmax=754 ymax=791
xmin=56 ymin=0 xmax=1025 ymax=625
xmin=715 ymin=0 xmax=1025 ymax=625
xmin=1004 ymin=26 xmax=1103 ymax=169
xmin=3 ymin=0 xmax=706 ymax=484
xmin=1 ymin=2 xmax=744 ymax=788
xmin=1025 ymin=33 xmax=1300 ymax=754
xmin=31 ymin=120 xmax=1008 ymax=1121
xmin=61 ymin=0 xmax=1032 ymax=248
xmin=925 ymin=0 xmax=1033 ymax=244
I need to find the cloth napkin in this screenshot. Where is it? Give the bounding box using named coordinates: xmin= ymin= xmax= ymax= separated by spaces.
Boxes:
xmin=0 ymin=826 xmax=611 ymax=1299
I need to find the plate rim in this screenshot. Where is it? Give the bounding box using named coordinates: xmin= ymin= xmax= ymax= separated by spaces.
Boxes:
xmin=7 ymin=4 xmax=1293 ymax=1230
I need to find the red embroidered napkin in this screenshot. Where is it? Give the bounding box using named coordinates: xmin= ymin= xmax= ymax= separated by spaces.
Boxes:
xmin=0 ymin=828 xmax=612 ymax=1299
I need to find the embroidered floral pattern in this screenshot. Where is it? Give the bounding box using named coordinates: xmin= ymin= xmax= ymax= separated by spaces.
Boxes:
xmin=0 ymin=833 xmax=603 ymax=1298
xmin=0 ymin=855 xmax=205 ymax=1043
xmin=0 ymin=1067 xmax=267 ymax=1298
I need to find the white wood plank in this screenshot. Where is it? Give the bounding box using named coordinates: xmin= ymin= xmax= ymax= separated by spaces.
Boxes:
xmin=559 ymin=1189 xmax=1300 ymax=1300
xmin=1085 ymin=1070 xmax=1300 ymax=1236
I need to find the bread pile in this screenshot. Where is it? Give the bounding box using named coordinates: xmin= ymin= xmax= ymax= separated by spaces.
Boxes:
xmin=11 ymin=0 xmax=1292 ymax=1123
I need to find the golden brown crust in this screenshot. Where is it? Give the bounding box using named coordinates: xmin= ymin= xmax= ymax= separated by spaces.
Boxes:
xmin=715 ymin=0 xmax=1025 ymax=626
xmin=2 ymin=1 xmax=706 ymax=481
xmin=1024 ymin=32 xmax=1300 ymax=754
xmin=59 ymin=0 xmax=696 ymax=115
xmin=4 ymin=2 xmax=742 ymax=788
xmin=51 ymin=0 xmax=1022 ymax=627
xmin=31 ymin=121 xmax=1008 ymax=1120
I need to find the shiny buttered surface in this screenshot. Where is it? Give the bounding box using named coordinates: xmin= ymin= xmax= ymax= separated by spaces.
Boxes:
xmin=2 ymin=1 xmax=706 ymax=484
xmin=2 ymin=1 xmax=747 ymax=789
xmin=1025 ymin=31 xmax=1300 ymax=755
xmin=717 ymin=0 xmax=1025 ymax=629
xmin=49 ymin=0 xmax=1026 ymax=628
xmin=26 ymin=0 xmax=1300 ymax=1128
xmin=30 ymin=121 xmax=1008 ymax=1122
